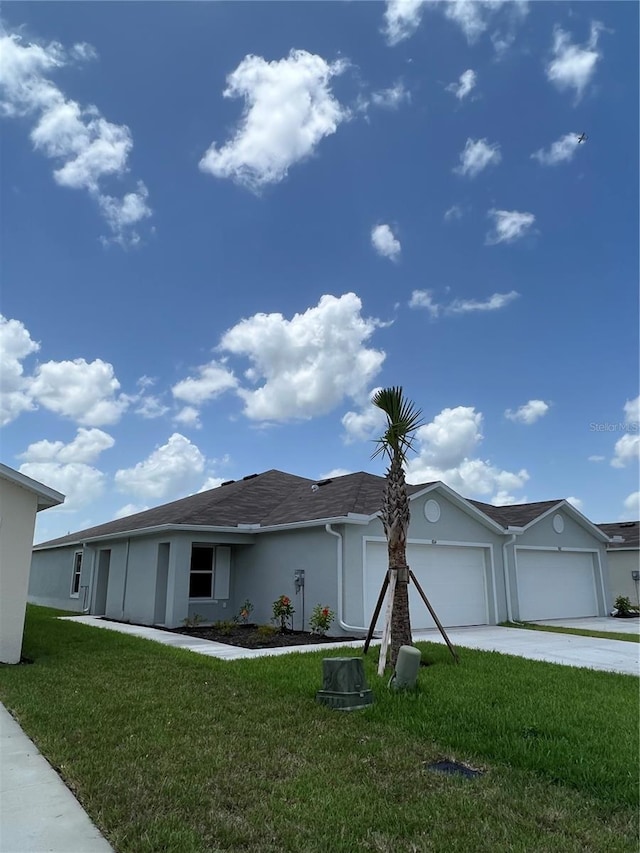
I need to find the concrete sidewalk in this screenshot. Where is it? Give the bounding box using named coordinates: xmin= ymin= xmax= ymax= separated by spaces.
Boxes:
xmin=60 ymin=615 xmax=640 ymax=675
xmin=0 ymin=703 xmax=113 ymax=853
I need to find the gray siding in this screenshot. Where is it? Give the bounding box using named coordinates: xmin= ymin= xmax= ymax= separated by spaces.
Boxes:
xmin=604 ymin=550 xmax=639 ymax=604
xmin=29 ymin=546 xmax=84 ymax=612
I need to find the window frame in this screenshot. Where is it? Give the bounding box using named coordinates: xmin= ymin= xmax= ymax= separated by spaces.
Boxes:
xmin=70 ymin=550 xmax=83 ymax=598
xmin=188 ymin=544 xmax=215 ymax=601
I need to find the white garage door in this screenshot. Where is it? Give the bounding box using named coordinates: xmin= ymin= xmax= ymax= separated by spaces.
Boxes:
xmin=516 ymin=549 xmax=598 ymax=621
xmin=365 ymin=541 xmax=488 ymax=631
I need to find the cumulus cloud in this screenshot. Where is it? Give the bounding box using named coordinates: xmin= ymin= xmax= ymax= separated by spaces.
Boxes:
xmin=172 ymin=362 xmax=237 ymax=406
xmin=454 ymin=138 xmax=501 ymax=178
xmin=371 ymin=224 xmax=401 ymax=260
xmin=505 ymin=399 xmax=550 ymax=425
xmin=20 ymin=428 xmax=114 ymax=464
xmin=622 ymin=491 xmax=640 ymax=519
xmin=486 ymin=209 xmax=536 ymax=245
xmin=409 ymin=289 xmax=519 ymax=318
xmin=446 ymin=69 xmax=477 ymax=100
xmin=531 ymin=132 xmax=581 ymax=166
xmin=115 ymin=433 xmax=206 ymax=500
xmin=371 ymin=81 xmax=411 ymax=109
xmin=492 ymin=490 xmax=528 ymax=507
xmin=406 ymin=405 xmax=529 ymax=500
xmin=382 ymin=0 xmax=428 ymax=45
xmin=199 ymin=50 xmax=348 ymax=191
xmin=546 ymin=22 xmax=604 ymax=102
xmin=611 ymin=434 xmax=639 ymax=469
xmin=174 ymin=406 xmax=202 ymax=429
xmin=198 ymin=476 xmax=225 ymax=493
xmin=319 ymin=468 xmax=352 ymax=479
xmin=0 ymin=29 xmax=151 ymax=244
xmin=19 ymin=461 xmax=106 ymax=509
xmin=566 ymin=496 xmax=584 ymax=511
xmin=220 ymin=293 xmax=385 ymax=422
xmin=341 ymin=387 xmax=387 ymax=443
xmin=624 ymin=396 xmax=640 ymax=424
xmin=0 ymin=314 xmax=40 ymax=425
xmin=134 ymin=395 xmax=169 ymax=420
xmin=30 ymin=358 xmax=129 ymax=426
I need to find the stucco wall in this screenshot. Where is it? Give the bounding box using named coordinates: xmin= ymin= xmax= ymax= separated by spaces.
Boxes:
xmin=29 ymin=545 xmax=84 ymax=612
xmin=233 ymin=526 xmax=339 ymax=632
xmin=607 ymin=550 xmax=640 ymax=604
xmin=0 ymin=478 xmax=39 ymax=663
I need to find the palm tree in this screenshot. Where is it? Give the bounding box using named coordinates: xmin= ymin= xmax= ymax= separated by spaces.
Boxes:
xmin=372 ymin=387 xmax=424 ymax=668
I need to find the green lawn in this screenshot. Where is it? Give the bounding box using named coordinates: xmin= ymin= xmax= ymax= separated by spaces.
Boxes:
xmin=501 ymin=620 xmax=640 ymax=643
xmin=0 ymin=606 xmax=638 ymax=853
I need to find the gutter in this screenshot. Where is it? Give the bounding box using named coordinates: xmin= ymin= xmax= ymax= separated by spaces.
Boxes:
xmin=502 ymin=531 xmax=518 ymax=623
xmin=325 ymin=524 xmax=367 ymax=634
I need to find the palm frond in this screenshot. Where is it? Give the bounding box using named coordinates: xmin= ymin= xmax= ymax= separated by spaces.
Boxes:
xmin=371 ymin=386 xmax=424 ymax=463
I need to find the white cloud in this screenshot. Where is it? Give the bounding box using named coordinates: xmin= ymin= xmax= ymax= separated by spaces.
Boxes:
xmin=371 ymin=224 xmax=401 ymax=261
xmin=0 ymin=30 xmax=151 ymax=243
xmin=492 ymin=490 xmax=528 ymax=507
xmin=19 ymin=461 xmax=105 ymax=509
xmin=566 ymin=496 xmax=584 ymax=511
xmin=371 ymin=81 xmax=410 ymax=109
xmin=172 ymin=362 xmax=237 ymax=406
xmin=486 ymin=209 xmax=536 ymax=245
xmin=382 ymin=0 xmax=428 ymax=46
xmin=447 ymin=291 xmax=519 ymax=314
xmin=198 ymin=477 xmax=225 ymax=493
xmin=454 ymin=138 xmax=501 ymax=178
xmin=409 ymin=289 xmax=519 ymax=318
xmin=532 ymin=132 xmax=581 ymax=166
xmin=220 ymin=293 xmax=385 ymax=422
xmin=624 ymin=396 xmax=640 ymax=424
xmin=30 ymin=358 xmax=128 ymax=426
xmin=113 ymin=503 xmax=149 ymax=520
xmin=199 ymin=50 xmax=348 ymax=191
xmin=174 ymin=406 xmax=202 ymax=429
xmin=622 ymin=491 xmax=640 ymax=519
xmin=505 ymin=399 xmax=550 ymax=425
xmin=611 ymin=434 xmax=639 ymax=469
xmin=588 ymin=455 xmax=605 ymax=463
xmin=0 ymin=314 xmax=40 ymax=425
xmin=446 ymin=69 xmax=476 ymax=100
xmin=134 ymin=395 xmax=169 ymax=420
xmin=20 ymin=428 xmax=114 ymax=464
xmin=443 ymin=0 xmax=508 ymax=43
xmin=444 ymin=204 xmax=463 ymax=222
xmin=319 ymin=468 xmax=352 ymax=479
xmin=341 ymin=387 xmax=387 ymax=443
xmin=115 ymin=433 xmax=206 ymax=500
xmin=406 ymin=405 xmax=529 ymax=499
xmin=546 ymin=22 xmax=604 ymax=102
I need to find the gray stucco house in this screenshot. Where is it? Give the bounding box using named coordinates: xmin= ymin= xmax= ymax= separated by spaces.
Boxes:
xmin=597 ymin=521 xmax=639 ymax=606
xmin=29 ymin=469 xmax=612 ymax=633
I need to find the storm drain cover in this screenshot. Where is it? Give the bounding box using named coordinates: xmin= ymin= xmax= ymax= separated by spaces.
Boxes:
xmin=426 ymin=760 xmax=484 ymax=779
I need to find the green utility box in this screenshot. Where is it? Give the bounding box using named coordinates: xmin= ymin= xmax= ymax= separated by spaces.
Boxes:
xmin=316 ymin=657 xmax=374 ymax=711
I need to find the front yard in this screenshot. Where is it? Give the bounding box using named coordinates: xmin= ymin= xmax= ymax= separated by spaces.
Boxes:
xmin=0 ymin=606 xmax=638 ymax=853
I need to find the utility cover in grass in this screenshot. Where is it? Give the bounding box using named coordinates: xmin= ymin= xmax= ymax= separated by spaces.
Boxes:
xmin=426 ymin=760 xmax=484 ymax=779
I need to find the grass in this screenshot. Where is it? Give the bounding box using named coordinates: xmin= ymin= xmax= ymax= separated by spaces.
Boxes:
xmin=0 ymin=606 xmax=638 ymax=853
xmin=501 ymin=620 xmax=640 ymax=644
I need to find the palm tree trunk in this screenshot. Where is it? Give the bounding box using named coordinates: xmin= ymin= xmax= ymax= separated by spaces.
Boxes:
xmin=382 ymin=456 xmax=413 ymax=667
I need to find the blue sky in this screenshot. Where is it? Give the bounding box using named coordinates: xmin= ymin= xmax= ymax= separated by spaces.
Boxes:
xmin=1 ymin=0 xmax=638 ymax=543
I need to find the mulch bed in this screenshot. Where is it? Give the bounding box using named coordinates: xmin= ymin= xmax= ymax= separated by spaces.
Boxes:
xmin=173 ymin=624 xmax=361 ymax=649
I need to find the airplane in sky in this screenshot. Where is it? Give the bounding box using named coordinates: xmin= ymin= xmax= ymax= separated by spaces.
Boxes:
xmin=577 ymin=132 xmax=588 ymax=143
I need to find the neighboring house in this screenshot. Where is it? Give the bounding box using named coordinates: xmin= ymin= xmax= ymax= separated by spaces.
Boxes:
xmin=0 ymin=464 xmax=65 ymax=664
xmin=29 ymin=469 xmax=612 ymax=634
xmin=597 ymin=521 xmax=640 ymax=606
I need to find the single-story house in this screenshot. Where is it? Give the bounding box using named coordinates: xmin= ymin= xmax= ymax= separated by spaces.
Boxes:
xmin=0 ymin=463 xmax=65 ymax=664
xmin=29 ymin=469 xmax=612 ymax=634
xmin=597 ymin=521 xmax=639 ymax=606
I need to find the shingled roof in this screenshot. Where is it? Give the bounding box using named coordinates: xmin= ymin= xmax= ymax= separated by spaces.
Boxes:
xmin=35 ymin=470 xmax=432 ymax=548
xmin=597 ymin=521 xmax=640 ymax=549
xmin=467 ymin=499 xmax=563 ymax=528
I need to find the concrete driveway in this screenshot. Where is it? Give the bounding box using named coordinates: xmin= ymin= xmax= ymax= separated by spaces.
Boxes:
xmin=414 ymin=625 xmax=639 ymax=676
xmin=532 ymin=616 xmax=640 ymax=634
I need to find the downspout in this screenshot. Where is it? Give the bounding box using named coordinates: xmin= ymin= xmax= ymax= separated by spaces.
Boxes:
xmin=121 ymin=538 xmax=131 ymax=619
xmin=82 ymin=549 xmax=96 ymax=613
xmin=502 ymin=532 xmax=518 ymax=623
xmin=325 ymin=524 xmax=367 ymax=633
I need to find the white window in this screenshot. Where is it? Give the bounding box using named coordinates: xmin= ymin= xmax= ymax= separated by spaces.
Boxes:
xmin=71 ymin=551 xmax=82 ymax=598
xmin=189 ymin=545 xmax=230 ymax=600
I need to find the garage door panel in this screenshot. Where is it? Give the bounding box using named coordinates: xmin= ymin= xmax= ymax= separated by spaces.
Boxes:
xmin=516 ymin=550 xmax=597 ymax=621
xmin=365 ymin=542 xmax=488 ymax=631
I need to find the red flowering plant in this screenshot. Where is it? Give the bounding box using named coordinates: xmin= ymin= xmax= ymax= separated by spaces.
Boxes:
xmin=272 ymin=594 xmax=295 ymax=632
xmin=309 ymin=604 xmax=335 ymax=636
xmin=235 ymin=599 xmax=254 ymax=625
